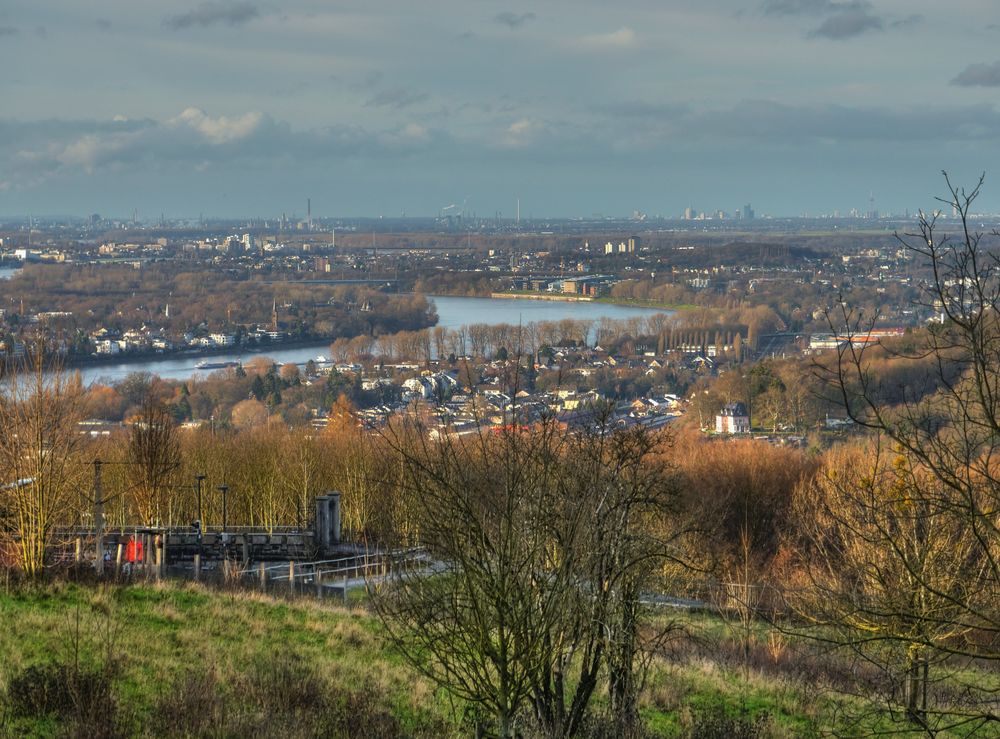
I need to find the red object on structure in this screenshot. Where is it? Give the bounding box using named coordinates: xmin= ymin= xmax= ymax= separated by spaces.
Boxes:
xmin=125 ymin=539 xmax=143 ymax=563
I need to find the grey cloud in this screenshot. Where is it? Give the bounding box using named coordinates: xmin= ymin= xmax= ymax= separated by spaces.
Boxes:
xmin=807 ymin=10 xmax=882 ymax=39
xmin=1 ymin=110 xmax=450 ymax=188
xmin=494 ymin=12 xmax=536 ymax=29
xmin=763 ymin=0 xmax=908 ymax=40
xmin=14 ymin=97 xmax=1000 ymax=196
xmin=345 ymin=71 xmax=383 ymax=93
xmin=95 ymin=19 xmax=112 ymax=31
xmin=596 ymin=98 xmax=1000 ymax=146
xmin=602 ymin=100 xmax=690 ymax=120
xmin=762 ymin=0 xmax=869 ymax=17
xmin=890 ymin=14 xmax=923 ymax=29
xmin=0 ymin=26 xmax=17 ymax=37
xmin=951 ymin=61 xmax=1000 ymax=87
xmin=365 ymin=87 xmax=430 ymax=109
xmin=163 ymin=1 xmax=259 ymax=30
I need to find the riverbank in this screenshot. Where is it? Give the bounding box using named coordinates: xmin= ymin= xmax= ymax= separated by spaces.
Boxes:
xmin=489 ymin=291 xmax=594 ymax=302
xmin=58 ymin=336 xmax=345 ymax=374
xmin=594 ymin=296 xmax=699 ymax=311
xmin=489 ymin=291 xmax=696 ymax=311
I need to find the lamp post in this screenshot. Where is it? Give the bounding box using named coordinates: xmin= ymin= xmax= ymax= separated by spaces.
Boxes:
xmin=94 ymin=459 xmax=104 ymax=576
xmin=218 ymin=485 xmax=229 ymax=533
xmin=194 ymin=474 xmax=205 ymax=536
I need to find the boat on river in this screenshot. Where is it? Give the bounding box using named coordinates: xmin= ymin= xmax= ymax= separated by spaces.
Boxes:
xmin=195 ymin=360 xmax=241 ymax=371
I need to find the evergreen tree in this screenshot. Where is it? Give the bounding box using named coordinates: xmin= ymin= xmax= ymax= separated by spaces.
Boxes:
xmin=250 ymin=374 xmax=266 ymax=401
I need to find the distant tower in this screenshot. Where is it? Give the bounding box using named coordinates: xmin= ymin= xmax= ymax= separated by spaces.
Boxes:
xmin=516 ymin=198 xmax=520 ymax=228
xmin=271 ymin=299 xmax=278 ymax=332
xmin=307 ymin=198 xmax=312 ymax=229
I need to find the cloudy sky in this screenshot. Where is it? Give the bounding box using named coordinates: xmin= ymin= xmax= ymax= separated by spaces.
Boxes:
xmin=3 ymin=0 xmax=1000 ymax=218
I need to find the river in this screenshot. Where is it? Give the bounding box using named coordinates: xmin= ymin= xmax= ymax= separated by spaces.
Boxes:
xmin=73 ymin=295 xmax=672 ymax=385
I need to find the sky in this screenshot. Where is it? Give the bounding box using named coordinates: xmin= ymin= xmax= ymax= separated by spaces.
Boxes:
xmin=3 ymin=0 xmax=1000 ymax=219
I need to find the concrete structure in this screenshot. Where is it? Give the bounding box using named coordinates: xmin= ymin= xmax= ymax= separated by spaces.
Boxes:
xmin=314 ymin=491 xmax=342 ymax=548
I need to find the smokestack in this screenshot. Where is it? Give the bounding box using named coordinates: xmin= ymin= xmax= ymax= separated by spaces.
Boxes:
xmin=307 ymin=198 xmax=312 ymax=229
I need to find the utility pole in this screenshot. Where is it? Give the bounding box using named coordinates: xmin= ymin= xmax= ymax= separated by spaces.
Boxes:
xmin=93 ymin=459 xmax=104 ymax=576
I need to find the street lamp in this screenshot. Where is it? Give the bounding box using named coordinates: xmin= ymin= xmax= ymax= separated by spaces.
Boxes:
xmin=217 ymin=485 xmax=229 ymax=533
xmin=194 ymin=474 xmax=205 ymax=537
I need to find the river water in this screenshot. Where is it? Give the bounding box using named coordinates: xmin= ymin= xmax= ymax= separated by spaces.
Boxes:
xmin=71 ymin=295 xmax=671 ymax=385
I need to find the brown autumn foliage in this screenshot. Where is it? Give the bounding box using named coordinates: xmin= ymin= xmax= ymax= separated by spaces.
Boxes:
xmin=667 ymin=428 xmax=817 ymax=574
xmin=230 ymin=399 xmax=268 ymax=429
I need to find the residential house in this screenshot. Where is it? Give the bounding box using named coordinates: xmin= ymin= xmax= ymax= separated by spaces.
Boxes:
xmin=716 ymin=402 xmax=750 ymax=434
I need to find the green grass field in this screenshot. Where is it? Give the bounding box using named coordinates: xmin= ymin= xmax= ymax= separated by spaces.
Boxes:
xmin=0 ymin=581 xmax=453 ymax=738
xmin=0 ymin=581 xmax=976 ymax=738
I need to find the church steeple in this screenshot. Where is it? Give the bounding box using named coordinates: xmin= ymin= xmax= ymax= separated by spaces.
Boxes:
xmin=271 ymin=299 xmax=278 ymax=332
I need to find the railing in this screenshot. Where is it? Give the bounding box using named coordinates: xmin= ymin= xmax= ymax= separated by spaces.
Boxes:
xmin=183 ymin=547 xmax=433 ymax=601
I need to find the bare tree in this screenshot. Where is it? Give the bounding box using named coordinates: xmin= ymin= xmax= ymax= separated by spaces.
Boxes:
xmin=812 ymin=173 xmax=1000 ymax=732
xmin=124 ymin=395 xmax=181 ymax=526
xmin=0 ymin=357 xmax=87 ymax=577
xmin=373 ymin=424 xmax=555 ymax=737
xmin=372 ymin=413 xmax=687 ymax=737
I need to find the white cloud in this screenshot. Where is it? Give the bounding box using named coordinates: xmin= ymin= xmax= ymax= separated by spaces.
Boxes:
xmin=401 ymin=122 xmax=429 ymax=141
xmin=58 ymin=135 xmax=112 ymax=170
xmin=167 ymin=107 xmax=264 ymax=144
xmin=577 ymin=27 xmax=637 ymax=49
xmin=500 ymin=118 xmax=544 ymax=148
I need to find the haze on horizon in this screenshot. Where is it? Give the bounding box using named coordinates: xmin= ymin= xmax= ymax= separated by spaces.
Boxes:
xmin=3 ymin=0 xmax=1000 ymax=219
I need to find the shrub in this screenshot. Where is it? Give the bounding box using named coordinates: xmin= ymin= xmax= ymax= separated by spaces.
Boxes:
xmin=152 ymin=669 xmax=225 ymax=737
xmin=6 ymin=662 xmax=125 ymax=738
xmin=686 ymin=704 xmax=771 ymax=739
xmin=240 ymin=654 xmax=327 ymax=715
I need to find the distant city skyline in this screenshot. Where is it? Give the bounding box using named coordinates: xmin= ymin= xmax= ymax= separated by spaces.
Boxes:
xmin=4 ymin=1 xmax=1000 ymax=217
